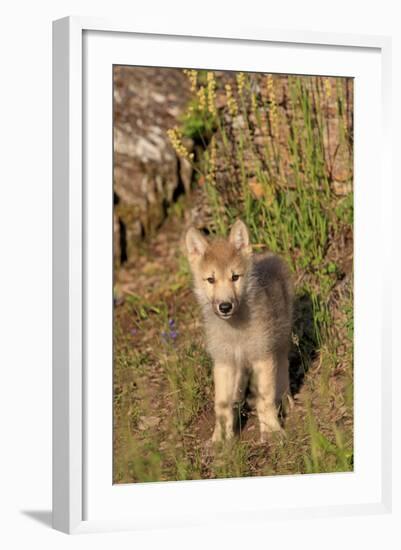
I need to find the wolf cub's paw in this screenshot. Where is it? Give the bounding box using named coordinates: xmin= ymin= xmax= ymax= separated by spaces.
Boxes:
xmin=210 ymin=426 xmax=234 ymax=445
xmin=260 ymin=426 xmax=286 ymax=444
xmin=281 ymin=393 xmax=294 ymax=415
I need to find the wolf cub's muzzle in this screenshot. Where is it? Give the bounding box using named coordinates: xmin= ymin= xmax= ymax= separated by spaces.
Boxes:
xmin=219 ymin=302 xmax=232 ymax=314
xmin=217 ymin=301 xmax=235 ymax=319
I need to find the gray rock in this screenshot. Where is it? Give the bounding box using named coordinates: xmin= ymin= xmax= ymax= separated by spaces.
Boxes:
xmin=113 ymin=67 xmax=191 ymax=264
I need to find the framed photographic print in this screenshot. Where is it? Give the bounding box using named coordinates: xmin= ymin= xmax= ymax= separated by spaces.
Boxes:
xmin=52 ymin=17 xmax=392 ymax=534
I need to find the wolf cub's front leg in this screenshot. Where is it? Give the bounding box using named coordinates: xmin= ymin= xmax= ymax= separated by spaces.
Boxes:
xmin=252 ymin=355 xmax=285 ymax=442
xmin=212 ymin=363 xmax=236 ymax=443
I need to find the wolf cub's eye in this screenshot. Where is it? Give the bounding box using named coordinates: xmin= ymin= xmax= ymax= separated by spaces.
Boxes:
xmin=231 ymin=274 xmax=240 ymax=282
xmin=206 ymin=277 xmax=215 ymax=284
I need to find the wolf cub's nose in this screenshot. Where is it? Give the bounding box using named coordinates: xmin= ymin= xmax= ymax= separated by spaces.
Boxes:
xmin=219 ymin=302 xmax=233 ymax=314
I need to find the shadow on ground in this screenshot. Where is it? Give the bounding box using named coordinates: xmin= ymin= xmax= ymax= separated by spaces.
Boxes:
xmin=21 ymin=510 xmax=52 ymax=528
xmin=289 ymin=291 xmax=319 ymax=396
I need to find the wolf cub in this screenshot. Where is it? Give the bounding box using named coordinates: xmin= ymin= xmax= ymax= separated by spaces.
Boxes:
xmin=185 ymin=220 xmax=293 ymax=443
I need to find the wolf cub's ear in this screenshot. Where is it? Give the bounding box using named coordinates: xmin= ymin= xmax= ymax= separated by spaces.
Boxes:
xmin=229 ymin=220 xmax=252 ymax=255
xmin=185 ymin=227 xmax=208 ymax=262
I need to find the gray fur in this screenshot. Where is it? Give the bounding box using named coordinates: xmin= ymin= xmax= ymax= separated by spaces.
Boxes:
xmin=185 ymin=220 xmax=293 ymax=442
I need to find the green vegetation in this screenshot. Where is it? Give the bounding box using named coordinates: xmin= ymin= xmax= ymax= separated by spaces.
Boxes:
xmin=113 ymin=70 xmax=353 ymax=483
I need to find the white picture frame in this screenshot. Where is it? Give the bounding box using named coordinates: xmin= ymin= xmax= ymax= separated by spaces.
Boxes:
xmin=52 ymin=16 xmax=392 ymax=534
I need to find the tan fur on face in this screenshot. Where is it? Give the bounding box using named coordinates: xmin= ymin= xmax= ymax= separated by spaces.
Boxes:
xmin=197 ymin=239 xmax=252 ymax=317
xmin=185 ymin=220 xmax=293 ymax=443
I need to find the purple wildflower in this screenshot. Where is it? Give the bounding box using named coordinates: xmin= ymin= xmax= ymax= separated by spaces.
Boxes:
xmin=170 ymin=330 xmax=178 ymax=340
xmin=130 ymin=328 xmax=138 ymax=336
xmin=113 ymin=296 xmax=124 ymax=307
xmin=168 ymin=318 xmax=175 ymax=328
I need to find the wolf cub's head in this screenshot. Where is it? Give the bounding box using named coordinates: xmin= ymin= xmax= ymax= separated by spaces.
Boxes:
xmin=185 ymin=220 xmax=253 ymax=320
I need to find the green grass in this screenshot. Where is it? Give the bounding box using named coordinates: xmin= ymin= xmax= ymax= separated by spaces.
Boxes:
xmin=113 ymin=70 xmax=354 ymax=483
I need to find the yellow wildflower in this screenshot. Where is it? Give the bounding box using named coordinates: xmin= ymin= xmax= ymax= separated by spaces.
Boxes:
xmin=207 ymin=72 xmax=217 ymax=116
xmin=197 ymin=86 xmax=207 ymax=111
xmin=183 ymin=69 xmax=198 ymax=93
xmin=167 ymin=127 xmax=193 ymax=160
xmin=207 ymin=136 xmax=218 ymax=183
xmin=225 ymin=84 xmax=238 ymax=117
xmin=236 ymin=72 xmax=246 ymax=95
